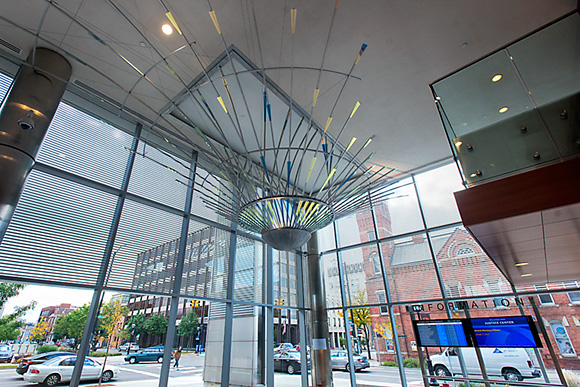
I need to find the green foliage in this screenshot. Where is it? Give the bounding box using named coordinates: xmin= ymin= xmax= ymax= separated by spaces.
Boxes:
xmin=99 ymin=300 xmax=129 ymax=340
xmin=177 ymin=311 xmax=199 ymax=337
xmin=36 ymin=345 xmax=58 ymax=354
xmin=30 ymin=320 xmax=50 ymax=342
xmin=124 ymin=313 xmax=147 ymax=337
xmin=339 ymin=337 xmax=346 ymax=347
xmin=381 ymin=361 xmax=398 ymax=367
xmin=458 ymin=383 xmax=486 ymax=387
xmin=144 ymin=314 xmax=168 ymax=337
xmin=88 ymin=351 xmax=122 ymax=357
xmin=0 ymin=283 xmax=35 ymax=341
xmin=0 ymin=283 xmax=25 ymax=309
xmin=402 ymin=357 xmax=421 ymax=368
xmin=53 ymin=304 xmax=90 ymax=345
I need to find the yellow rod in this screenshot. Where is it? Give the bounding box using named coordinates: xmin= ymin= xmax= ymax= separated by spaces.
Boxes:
xmin=217 ymin=96 xmax=228 ymax=113
xmin=165 ymin=12 xmax=183 ymax=35
xmin=306 ymin=157 xmax=317 ymax=184
xmin=209 ymin=11 xmax=221 ymax=34
xmin=312 ymin=88 xmax=320 ymax=107
xmin=324 ymin=117 xmax=333 ymax=132
xmin=346 ymin=137 xmax=357 ymax=152
xmin=350 ymin=101 xmax=360 ymax=118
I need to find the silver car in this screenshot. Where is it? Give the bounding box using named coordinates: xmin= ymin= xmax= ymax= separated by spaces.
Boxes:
xmin=330 ymin=350 xmax=370 ymax=372
xmin=0 ymin=344 xmax=13 ymax=363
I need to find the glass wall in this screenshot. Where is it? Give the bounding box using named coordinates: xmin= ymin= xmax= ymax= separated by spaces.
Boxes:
xmin=0 ymin=63 xmax=578 ymax=387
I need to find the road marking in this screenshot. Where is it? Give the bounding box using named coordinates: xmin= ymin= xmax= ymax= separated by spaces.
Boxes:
xmin=118 ymin=367 xmax=160 ymax=378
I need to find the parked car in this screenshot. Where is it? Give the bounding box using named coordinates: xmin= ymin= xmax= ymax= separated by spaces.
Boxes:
xmin=16 ymin=351 xmax=76 ymax=375
xmin=274 ymin=350 xmax=309 ymax=374
xmin=119 ymin=342 xmax=140 ymax=352
xmin=124 ymin=346 xmax=166 ymax=363
xmin=274 ymin=343 xmax=294 ymax=353
xmin=430 ymin=347 xmax=541 ymax=381
xmin=330 ymin=350 xmax=370 ymax=372
xmin=0 ymin=344 xmax=13 ymax=363
xmin=23 ymin=355 xmax=119 ymax=386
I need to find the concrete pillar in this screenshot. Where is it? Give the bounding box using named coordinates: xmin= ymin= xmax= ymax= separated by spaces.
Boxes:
xmin=0 ymin=48 xmax=72 ymax=242
xmin=306 ymin=233 xmax=333 ymax=387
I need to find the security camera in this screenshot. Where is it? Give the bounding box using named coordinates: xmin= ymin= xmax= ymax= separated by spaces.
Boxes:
xmin=18 ymin=110 xmax=35 ymax=130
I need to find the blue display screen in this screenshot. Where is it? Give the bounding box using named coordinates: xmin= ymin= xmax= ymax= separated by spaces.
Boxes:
xmin=416 ymin=321 xmax=469 ymax=347
xmin=471 ymin=316 xmax=539 ymax=348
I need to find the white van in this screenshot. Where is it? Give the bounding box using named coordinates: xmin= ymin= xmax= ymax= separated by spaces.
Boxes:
xmin=429 ymin=347 xmax=542 ymax=381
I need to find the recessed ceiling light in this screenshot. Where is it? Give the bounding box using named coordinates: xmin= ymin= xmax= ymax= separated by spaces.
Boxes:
xmin=162 ymin=24 xmax=173 ymax=35
xmin=499 ymin=106 xmax=509 ymax=113
xmin=520 ymin=273 xmax=532 ymax=277
xmin=491 ymin=74 xmax=503 ymax=82
xmin=454 ymin=141 xmax=463 ymax=147
xmin=515 ymin=262 xmax=529 ymax=267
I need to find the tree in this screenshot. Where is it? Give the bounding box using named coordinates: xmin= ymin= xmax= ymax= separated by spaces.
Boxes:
xmin=339 ymin=289 xmax=373 ymax=360
xmin=123 ymin=313 xmax=147 ymax=341
xmin=30 ymin=319 xmax=50 ymax=342
xmin=144 ymin=314 xmax=168 ymax=344
xmin=177 ymin=310 xmax=199 ymax=347
xmin=99 ymin=300 xmax=129 ymax=341
xmin=96 ymin=299 xmax=128 ymax=386
xmin=52 ymin=304 xmax=90 ymax=347
xmin=0 ymin=282 xmax=35 ymax=342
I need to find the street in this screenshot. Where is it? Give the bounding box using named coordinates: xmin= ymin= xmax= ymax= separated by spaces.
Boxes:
xmin=0 ymin=353 xmax=565 ymax=387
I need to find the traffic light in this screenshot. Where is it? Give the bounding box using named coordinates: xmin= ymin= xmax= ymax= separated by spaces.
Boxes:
xmin=274 ymin=298 xmax=285 ymax=306
xmin=190 ymin=300 xmax=200 ymax=308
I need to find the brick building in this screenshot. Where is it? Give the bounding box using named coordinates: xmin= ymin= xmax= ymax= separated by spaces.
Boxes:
xmin=38 ymin=303 xmax=76 ymax=343
xmin=354 ymin=204 xmax=580 ymax=369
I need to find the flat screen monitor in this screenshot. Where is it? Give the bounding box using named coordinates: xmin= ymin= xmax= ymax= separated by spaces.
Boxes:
xmin=413 ymin=319 xmax=472 ymax=347
xmin=470 ymin=316 xmax=542 ymax=348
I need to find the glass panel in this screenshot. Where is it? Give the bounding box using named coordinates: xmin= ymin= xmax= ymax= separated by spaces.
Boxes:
xmin=374 ymin=178 xmax=424 ymax=238
xmin=429 ymin=226 xmax=511 ymax=299
xmin=381 ymin=235 xmax=443 ymax=302
xmin=323 ymin=252 xmax=342 ymax=309
xmin=192 ymin=166 xmax=231 ymax=226
xmin=317 ymin=223 xmax=336 ymax=252
xmin=201 ymin=301 xmax=228 ymax=386
xmin=335 ymin=209 xmax=374 ymax=248
xmin=106 ymin=199 xmax=183 ymax=293
xmin=37 ymin=103 xmax=134 ymax=188
xmin=0 ymin=170 xmax=117 ymax=286
xmin=340 ymin=245 xmax=385 ymax=310
xmin=180 ymin=223 xmax=216 ymax=298
xmin=273 ymin=250 xmax=298 ymax=309
xmin=128 ymin=142 xmax=189 ymax=209
xmin=414 ymin=163 xmax=464 ymax=228
xmin=0 ymin=71 xmax=11 ymax=98
xmin=234 ymin=235 xmax=264 ymax=303
xmin=509 ymin=14 xmax=580 ymax=158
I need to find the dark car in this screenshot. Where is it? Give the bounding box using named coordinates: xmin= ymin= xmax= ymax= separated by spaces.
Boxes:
xmin=124 ymin=346 xmax=166 ymax=364
xmin=16 ymin=351 xmax=76 ymax=375
xmin=274 ymin=351 xmax=309 ymax=374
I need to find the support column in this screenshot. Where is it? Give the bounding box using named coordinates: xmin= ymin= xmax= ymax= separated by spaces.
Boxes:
xmin=0 ymin=48 xmax=72 ymax=242
xmin=159 ymin=152 xmax=197 ymax=387
xmin=306 ymin=232 xmax=333 ymax=387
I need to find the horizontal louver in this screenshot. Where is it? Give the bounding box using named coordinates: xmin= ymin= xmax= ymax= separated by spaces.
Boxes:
xmin=37 ymin=103 xmax=134 ymax=189
xmin=128 ymin=143 xmax=189 ymax=210
xmin=106 ymin=199 xmax=183 ymax=293
xmin=0 ymin=170 xmax=117 ymax=286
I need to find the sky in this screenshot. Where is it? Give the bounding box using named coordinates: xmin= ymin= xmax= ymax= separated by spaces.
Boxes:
xmin=3 ymin=284 xmax=111 ymax=324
